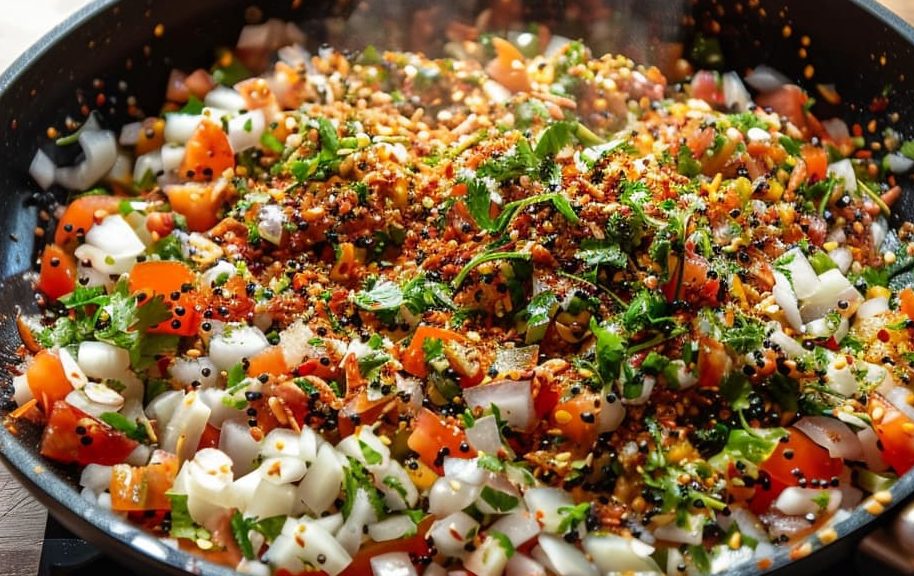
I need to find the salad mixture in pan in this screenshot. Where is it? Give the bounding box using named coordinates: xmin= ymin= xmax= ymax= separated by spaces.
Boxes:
xmin=10 ymin=16 xmax=914 ymax=576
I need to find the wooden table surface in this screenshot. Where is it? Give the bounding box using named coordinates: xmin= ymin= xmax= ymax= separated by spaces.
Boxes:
xmin=0 ymin=1 xmax=912 ymax=575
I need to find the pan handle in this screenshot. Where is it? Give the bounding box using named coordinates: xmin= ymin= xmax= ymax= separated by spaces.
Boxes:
xmin=857 ymin=499 xmax=914 ymax=575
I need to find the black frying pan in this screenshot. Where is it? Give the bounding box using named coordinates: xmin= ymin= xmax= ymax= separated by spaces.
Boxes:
xmin=1 ymin=1 xmax=913 ymax=575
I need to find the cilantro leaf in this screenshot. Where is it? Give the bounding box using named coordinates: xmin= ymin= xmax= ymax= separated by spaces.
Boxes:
xmin=534 ymin=121 xmax=577 ymax=158
xmin=359 ymin=439 xmax=383 ymax=465
xmin=166 ymin=493 xmax=211 ymax=541
xmin=575 ymin=239 xmax=627 ymax=269
xmin=480 ymin=486 xmax=519 ymax=512
xmin=720 ymin=314 xmax=767 ymax=354
xmin=354 ymin=279 xmax=403 ymax=312
xmin=518 ymin=290 xmax=559 ymax=344
xmin=99 ymin=412 xmax=149 ymax=442
xmin=621 ymin=290 xmax=672 ymax=335
xmin=590 ymin=317 xmax=626 ymax=385
xmin=556 ymin=502 xmax=591 ymax=533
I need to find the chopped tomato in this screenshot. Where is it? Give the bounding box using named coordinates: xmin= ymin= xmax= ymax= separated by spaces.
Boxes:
xmin=26 ymin=349 xmax=74 ymax=413
xmin=868 ymin=393 xmax=914 ymax=475
xmin=663 ymin=246 xmax=720 ymax=306
xmin=296 ymin=357 xmax=340 ymax=381
xmin=110 ymin=450 xmax=179 ymax=511
xmin=135 ymin=118 xmax=166 ymax=157
xmin=690 ymin=70 xmax=724 ymax=106
xmin=407 ymin=408 xmax=475 ymax=473
xmin=128 ymin=261 xmax=199 ymax=336
xmin=54 ymin=194 xmax=121 ymax=249
xmin=696 ymin=337 xmax=731 ymax=389
xmin=180 ymin=118 xmax=234 ymax=182
xmin=40 ymin=401 xmax=139 ymax=466
xmin=401 ymin=326 xmax=466 ymax=378
xmin=533 ymin=375 xmax=562 ymax=419
xmin=486 ymin=37 xmax=531 ymax=93
xmin=337 ymin=516 xmax=434 ymax=576
xmin=551 ymin=392 xmax=603 ymax=445
xmin=756 ymin=85 xmax=809 ymax=134
xmin=899 ymin=288 xmax=914 ymax=321
xmin=37 ymin=244 xmax=76 ymax=301
xmin=165 ymin=183 xmax=227 ymax=233
xmin=197 ymin=424 xmax=221 ymax=451
xmin=145 ymin=211 xmax=176 ymax=237
xmin=801 ymin=145 xmax=828 ymax=182
xmin=750 ymin=427 xmax=843 ymax=514
xmin=338 ymin=389 xmax=396 ymax=438
xmin=247 ymin=346 xmax=288 ymax=378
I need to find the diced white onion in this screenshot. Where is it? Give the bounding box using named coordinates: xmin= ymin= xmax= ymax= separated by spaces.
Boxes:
xmin=12 ymin=374 xmax=32 ymax=406
xmin=86 ymin=214 xmax=148 ymax=255
xmin=583 ymin=534 xmax=662 ymax=574
xmin=77 ymin=341 xmax=130 ymax=381
xmin=79 ymin=463 xmax=113 ymax=494
xmin=886 ymin=152 xmax=914 ymax=174
xmin=164 ymin=114 xmax=202 ymax=143
xmin=652 ymin=513 xmax=704 ymax=545
xmin=370 ymin=552 xmax=417 ymax=576
xmin=205 ymin=86 xmax=248 ymax=112
xmin=58 ymin=347 xmax=88 ymax=390
xmin=773 ymin=487 xmax=841 ymax=516
xmin=29 ymin=148 xmax=56 ymax=190
xmin=296 ymin=443 xmax=344 ymax=515
xmin=489 ymin=511 xmax=541 ymax=547
xmin=744 ymin=65 xmax=790 ymax=92
xmin=246 ymin=478 xmax=295 ymax=520
xmin=827 ymin=159 xmax=857 ymax=194
xmin=506 ymin=554 xmax=546 ymax=576
xmin=722 ymin=71 xmax=752 ymax=112
xmin=799 ymin=269 xmax=862 ymax=324
xmin=228 ymin=110 xmax=266 ymax=152
xmin=828 ymin=247 xmax=853 ymax=274
xmin=257 ymin=204 xmax=285 ymax=245
xmin=773 ymin=272 xmax=804 ymax=333
xmin=368 ymin=515 xmax=417 ymax=543
xmin=55 ymin=130 xmax=118 ymax=191
xmin=160 ymin=144 xmax=186 ymax=173
xmin=857 ymin=426 xmax=888 ymax=472
xmin=886 ymin=387 xmax=914 ymax=421
xmin=208 ymin=323 xmax=270 ymax=370
xmin=160 ymin=390 xmax=211 ymax=462
xmin=856 ymin=297 xmax=889 ymax=321
xmin=465 ymin=415 xmax=506 ymax=456
xmin=427 ymin=511 xmax=480 ymax=558
xmin=794 ymin=417 xmax=863 ymax=460
xmin=465 ymin=535 xmax=511 ymax=576
xmin=463 ymin=380 xmax=534 ymax=430
xmin=170 ymin=356 xmax=219 ymax=389
xmin=428 ymin=476 xmax=482 ymax=517
xmin=523 ymin=488 xmax=573 ymax=534
xmin=536 ymin=534 xmax=598 ymax=576
xmin=781 ymin=248 xmax=820 ymax=300
xmin=219 ymin=419 xmax=262 ymax=476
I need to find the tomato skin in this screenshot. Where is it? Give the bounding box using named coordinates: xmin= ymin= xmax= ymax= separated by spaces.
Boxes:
xmin=37 ymin=244 xmax=77 ymax=302
xmin=690 ymin=70 xmax=724 ymax=106
xmin=40 ymin=401 xmax=139 ymax=466
xmin=247 ymin=346 xmax=288 ymax=378
xmin=899 ymin=288 xmax=914 ymax=321
xmin=110 ymin=450 xmax=178 ymax=511
xmin=696 ymin=337 xmax=731 ymax=389
xmin=801 ymin=145 xmax=828 ymax=182
xmin=26 ymin=350 xmax=74 ymax=414
xmin=54 ymin=195 xmax=121 ymax=249
xmin=401 ymin=326 xmax=466 ymax=378
xmin=407 ymin=408 xmax=475 ymax=473
xmin=180 ymin=118 xmax=234 ymax=182
xmin=128 ymin=261 xmax=199 ymax=336
xmin=749 ymin=427 xmax=843 ymax=514
xmin=868 ymin=393 xmax=914 ymax=475
xmin=663 ymin=248 xmax=720 ymax=307
xmin=165 ymin=183 xmax=225 ymax=232
xmin=551 ymin=392 xmax=602 ymax=445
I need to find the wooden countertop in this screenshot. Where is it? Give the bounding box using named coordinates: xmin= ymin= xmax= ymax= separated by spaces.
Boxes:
xmin=0 ymin=1 xmax=912 ymax=575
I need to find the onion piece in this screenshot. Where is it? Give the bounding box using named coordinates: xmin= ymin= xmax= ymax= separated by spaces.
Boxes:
xmin=828 ymin=247 xmax=853 ymax=274
xmin=296 ymin=443 xmax=344 ymax=515
xmin=55 ymin=129 xmax=118 ymax=191
xmin=259 ymin=456 xmax=307 ymax=484
xmin=77 ymin=341 xmax=130 ymax=381
xmin=536 ymin=534 xmax=598 ymax=576
xmin=86 ymin=213 xmax=148 ymax=254
xmin=427 ymin=511 xmax=480 ymax=558
xmin=12 ymin=374 xmax=32 ymax=406
xmin=208 ymin=323 xmax=270 ymax=370
xmin=368 ymin=515 xmax=418 ymax=543
xmin=825 ymin=356 xmax=858 ymax=396
xmin=118 ymin=121 xmax=142 ymax=146
xmin=885 ymin=386 xmax=914 ymax=421
xmin=507 ymin=554 xmax=546 ymax=576
xmin=219 ymin=419 xmax=262 ymax=476
xmin=58 ymin=347 xmax=88 ymax=389
xmin=744 ymin=65 xmax=791 ymax=92
xmin=79 ymin=463 xmax=113 ymax=494
xmin=443 ymin=457 xmax=486 ymax=486
xmin=794 ymin=416 xmax=863 ymax=460
xmin=465 ymin=414 xmax=508 ymax=456
xmin=827 ymin=159 xmax=857 ymax=194
xmin=228 ymin=110 xmax=266 ymax=152
xmin=205 ymin=86 xmax=248 ymax=112
xmin=170 ymin=356 xmax=219 ymax=389
xmin=428 ymin=476 xmax=482 ymax=517
xmin=781 ymin=248 xmax=820 ymax=300
xmin=773 ymin=487 xmax=841 ymax=516
xmin=463 ymin=380 xmax=534 ymax=430
xmin=523 ymin=488 xmax=573 ymax=534
xmin=29 ymin=148 xmax=56 ymax=190
xmin=773 ymin=272 xmax=804 ymax=333
xmin=465 ymin=535 xmax=512 ymax=576
xmin=164 ymin=114 xmax=202 ymax=143
xmin=652 ymin=513 xmax=704 ymax=545
xmin=246 ymin=479 xmax=295 ymax=521
xmin=856 ymin=297 xmax=889 ymax=321
xmin=490 ymin=511 xmax=542 ymax=548
xmin=264 ymin=518 xmax=351 ymax=576
xmin=160 ymin=390 xmax=211 ymax=463
xmin=799 ymin=269 xmax=862 ymax=323
xmin=886 ymin=152 xmax=914 ymax=174
xmin=370 ymin=552 xmax=417 ymax=576
xmin=722 ymin=71 xmax=752 ymax=112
